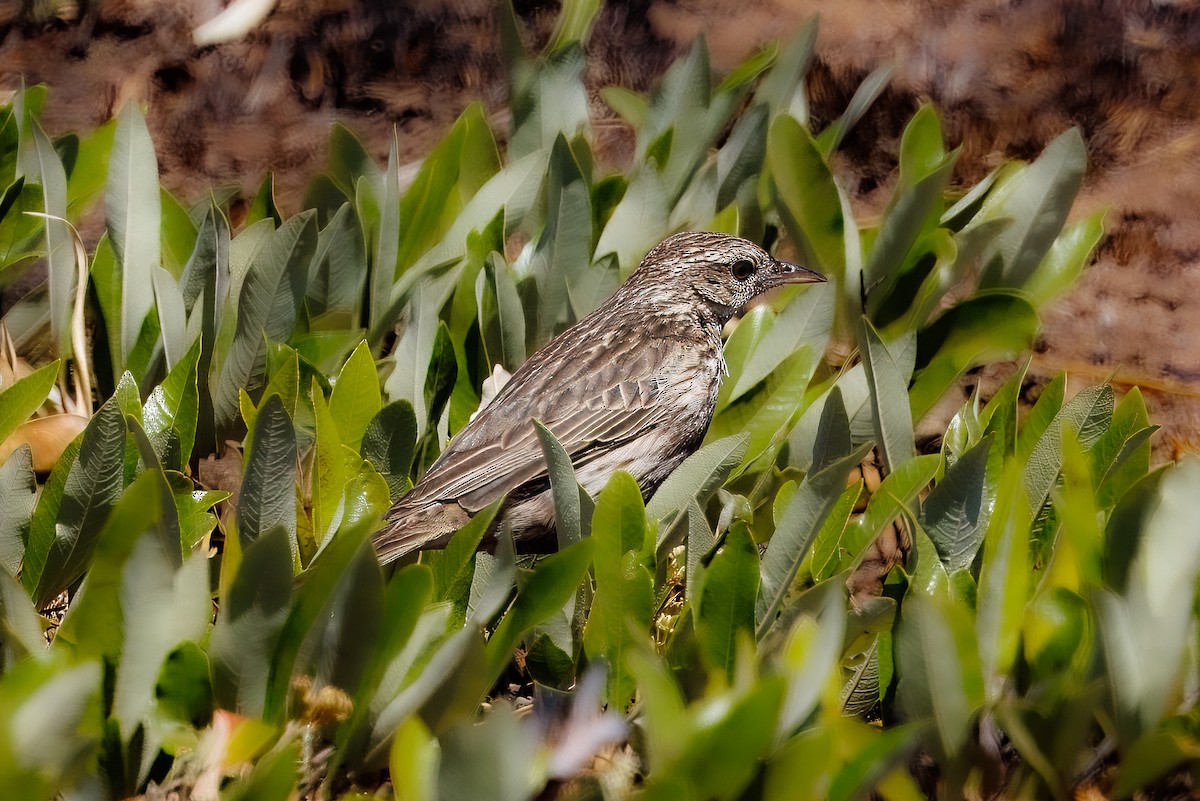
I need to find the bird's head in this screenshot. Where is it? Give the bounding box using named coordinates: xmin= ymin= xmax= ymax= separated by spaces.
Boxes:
xmin=628 ymin=232 xmax=826 ymax=322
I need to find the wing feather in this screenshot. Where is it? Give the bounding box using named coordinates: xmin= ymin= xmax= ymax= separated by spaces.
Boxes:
xmin=401 ymin=339 xmax=677 ymax=512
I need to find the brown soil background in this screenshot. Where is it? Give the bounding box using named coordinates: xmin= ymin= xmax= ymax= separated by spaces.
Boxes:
xmin=3 ymin=0 xmax=1199 ymax=458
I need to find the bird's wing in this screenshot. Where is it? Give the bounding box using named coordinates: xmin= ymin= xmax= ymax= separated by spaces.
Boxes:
xmin=400 ymin=332 xmax=683 ymax=513
xmin=409 ymin=377 xmax=672 ymax=513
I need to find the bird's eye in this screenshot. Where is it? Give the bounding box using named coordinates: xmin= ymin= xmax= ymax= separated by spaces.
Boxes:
xmin=730 ymin=259 xmax=756 ymax=281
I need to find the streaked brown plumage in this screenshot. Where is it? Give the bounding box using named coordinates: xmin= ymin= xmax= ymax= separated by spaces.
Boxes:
xmin=373 ymin=231 xmax=825 ymax=564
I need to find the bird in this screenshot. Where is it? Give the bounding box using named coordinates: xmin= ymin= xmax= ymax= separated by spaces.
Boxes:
xmin=372 ymin=231 xmax=825 ymax=564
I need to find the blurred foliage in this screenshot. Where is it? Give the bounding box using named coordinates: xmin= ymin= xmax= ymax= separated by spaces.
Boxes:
xmin=1 ymin=5 xmax=1195 ymax=801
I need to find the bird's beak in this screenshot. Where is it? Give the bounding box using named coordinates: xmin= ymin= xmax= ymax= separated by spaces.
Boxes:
xmin=770 ymin=258 xmax=826 ymax=286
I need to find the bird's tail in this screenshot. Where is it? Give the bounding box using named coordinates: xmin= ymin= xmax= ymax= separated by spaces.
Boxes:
xmin=372 ymin=501 xmax=469 ymax=566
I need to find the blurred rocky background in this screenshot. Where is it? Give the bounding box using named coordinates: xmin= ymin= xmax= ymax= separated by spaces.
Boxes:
xmin=2 ymin=0 xmax=1199 ymax=457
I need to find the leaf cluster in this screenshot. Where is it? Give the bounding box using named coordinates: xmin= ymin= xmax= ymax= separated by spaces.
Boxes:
xmin=0 ymin=8 xmax=1194 ymax=801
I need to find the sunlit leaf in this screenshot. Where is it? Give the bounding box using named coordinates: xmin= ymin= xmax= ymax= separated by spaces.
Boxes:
xmin=330 ymin=341 xmax=381 ymax=451
xmin=106 ymin=104 xmax=161 ymax=372
xmin=896 ymin=593 xmax=983 ymax=757
xmin=583 ymin=471 xmax=654 ymax=709
xmin=696 ymin=525 xmax=759 ymax=682
xmin=859 ymin=317 xmax=914 ymax=472
xmin=0 ymin=359 xmax=58 ymax=445
xmin=977 ymin=127 xmax=1087 ymax=289
xmin=976 ymin=461 xmax=1031 ymax=694
xmin=910 ymin=292 xmax=1038 ymax=420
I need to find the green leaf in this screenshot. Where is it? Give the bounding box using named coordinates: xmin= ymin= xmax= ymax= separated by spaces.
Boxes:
xmin=307 ymin=202 xmax=365 ymax=322
xmin=389 ymin=716 xmax=440 ymax=801
xmin=0 ymin=359 xmax=58 ymax=444
xmin=142 ymin=339 xmax=200 ymax=470
xmin=646 ymin=433 xmax=748 ymax=525
xmin=392 ymin=149 xmax=547 ymax=308
xmin=977 ymin=127 xmax=1087 ymax=289
xmin=921 ymin=435 xmax=992 ymax=572
xmin=601 ymin=86 xmax=647 ymax=129
xmin=310 ymin=384 xmax=350 ymax=546
xmin=51 ymin=471 xmax=165 ymax=663
xmin=545 ymin=0 xmax=602 ymax=54
xmin=426 ymin=499 xmax=501 ymax=627
xmin=483 ymin=251 xmax=527 ymax=371
xmin=774 ymin=580 xmax=847 ymax=738
xmin=758 ymin=395 xmax=872 ymax=632
xmin=707 ymin=346 xmax=820 ymax=467
xmin=593 ymin=166 xmax=670 ymax=273
xmin=824 ymin=721 xmax=921 ymax=801
xmin=896 ymin=593 xmax=983 ymax=757
xmin=1024 ymin=384 xmax=1113 ymax=513
xmin=697 ymin=525 xmax=759 ymax=682
xmin=839 ymin=454 xmax=939 ymax=574
xmin=647 ymin=678 xmax=786 ymax=801
xmin=859 ymin=317 xmax=915 ymax=472
xmin=0 ymin=445 xmax=36 ymax=574
xmin=221 ymin=739 xmax=299 ymax=801
xmin=0 ymin=658 xmax=102 ymax=799
xmin=1016 ymin=374 xmax=1065 ymax=461
xmin=210 ymin=526 xmax=293 ymax=717
xmin=0 ymin=564 xmax=43 ymax=666
xmin=170 ymin=477 xmax=226 ymax=553
xmin=25 ymin=398 xmax=128 ymax=606
xmin=809 ymin=481 xmax=863 ymax=583
xmin=1113 ymin=729 xmax=1200 ymax=799
xmin=65 ymin=117 xmax=114 ymax=216
xmin=753 ymin=18 xmax=818 ymax=121
xmin=1023 ymin=208 xmax=1105 ymax=305
xmin=909 ymin=293 xmax=1039 ymax=420
xmin=155 ymin=641 xmax=213 ymax=727
xmin=238 ymin=395 xmax=297 ymax=552
xmin=975 ymin=460 xmax=1030 ymax=693
xmin=160 ymin=188 xmax=198 ymax=275
xmin=106 ymin=104 xmax=161 ymax=371
xmin=385 ymin=284 xmax=440 ymax=440
xmin=435 ymin=705 xmax=539 ymax=801
xmin=897 ymin=105 xmax=948 ymax=184
xmin=485 ymin=538 xmax=593 ymax=683
xmin=327 ymin=123 xmax=382 ymax=203
xmin=583 ymin=471 xmax=654 ymax=709
xmin=329 ymin=340 xmax=381 ymax=452
xmin=768 ymin=114 xmax=846 ymax=279
xmin=112 ymin=537 xmax=209 ymax=773
xmin=816 ymin=64 xmax=893 ymax=154
xmin=1094 ymin=387 xmax=1154 ymax=508
xmin=304 ymin=541 xmax=385 ymax=699
xmin=534 ymin=420 xmax=586 ymax=548
xmin=22 ymin=119 xmax=74 ymax=354
xmin=396 ymin=103 xmax=500 ymax=277
xmin=361 ymin=400 xmax=417 ymax=500
xmin=864 ymin=142 xmax=956 ymax=312
xmin=153 ymin=264 xmax=188 ymax=373
xmin=530 ymin=135 xmax=594 ymax=341
xmin=213 ymin=211 xmax=316 ymax=436
xmin=1110 ymin=460 xmax=1200 ymax=733
xmin=246 ymin=172 xmax=282 ymax=227
xmin=727 ymin=281 xmax=834 ymax=403
xmin=263 ymin=511 xmax=380 ymax=723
